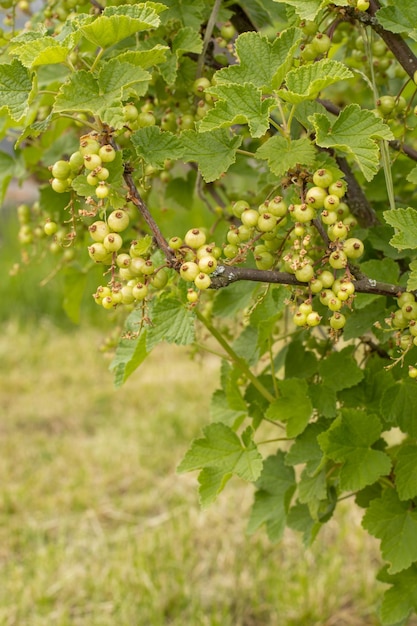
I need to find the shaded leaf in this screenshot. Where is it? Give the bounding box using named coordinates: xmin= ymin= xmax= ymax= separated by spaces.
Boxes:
xmin=383 ymin=207 xmax=417 ymax=251
xmin=256 ymin=136 xmax=316 ymax=177
xmin=180 ymin=129 xmax=242 ymax=182
xmin=131 ymin=126 xmax=184 ymax=168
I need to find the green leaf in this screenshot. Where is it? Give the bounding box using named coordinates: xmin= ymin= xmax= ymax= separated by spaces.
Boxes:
xmin=0 ymin=151 xmax=15 ymax=204
xmin=172 ymin=26 xmax=202 ymax=55
xmin=213 ymin=281 xmax=258 ymax=318
xmin=131 ymin=126 xmax=184 ymax=168
xmin=233 ymin=325 xmax=261 ymax=366
xmin=407 ymin=260 xmax=417 ymax=292
xmin=377 ymin=564 xmax=417 ymax=625
xmin=362 ymin=488 xmax=417 ymax=574
xmin=256 ymin=136 xmax=316 ymax=178
xmin=266 ymin=378 xmax=313 ymax=437
xmin=285 ymin=420 xmax=327 ymax=474
xmin=287 ymin=501 xmax=322 ymax=546
xmin=180 ymin=129 xmax=242 ymax=182
xmin=197 ymin=467 xmax=232 ymax=508
xmin=395 ymin=446 xmax=417 ymax=502
xmin=383 ymin=208 xmax=417 ymax=251
xmin=210 ymin=390 xmax=246 ymax=429
xmin=318 ymin=409 xmax=392 ymax=491
xmin=159 ymin=0 xmax=207 ymax=29
xmin=177 ymin=424 xmax=263 ymax=505
xmin=274 ymin=0 xmax=325 ymax=21
xmin=199 ymin=83 xmax=275 ymax=138
xmin=10 ymin=37 xmax=70 ymax=69
xmin=54 ymin=61 xmax=151 ymax=117
xmin=285 ymin=340 xmax=318 ymax=380
xmin=79 ymin=3 xmax=162 ymax=48
xmin=214 ymin=28 xmax=302 ymax=91
xmin=298 ymin=467 xmax=327 ymax=505
xmin=247 ymin=451 xmax=295 ymax=542
xmin=109 ymin=309 xmax=150 ymax=387
xmin=308 ymin=384 xmax=337 ymax=418
xmin=278 ymin=59 xmax=353 ymax=104
xmin=0 ymin=59 xmax=33 ymax=123
xmin=311 ymin=104 xmax=394 ymax=181
xmin=318 ymin=346 xmax=364 ymax=392
xmin=354 ymin=258 xmax=399 ymax=310
xmin=377 ymin=1 xmax=417 ymax=42
xmin=343 ymin=298 xmax=387 ymax=341
xmin=146 ymin=297 xmax=195 ymax=350
xmin=380 ymin=382 xmax=417 ymax=437
xmin=116 ymin=45 xmax=169 ymax=69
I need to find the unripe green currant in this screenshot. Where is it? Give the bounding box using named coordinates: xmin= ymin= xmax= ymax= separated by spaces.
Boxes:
xmin=69 ymin=151 xmax=84 ymax=171
xmin=121 ymin=285 xmax=135 ymax=304
xmin=291 ymin=203 xmax=315 ymax=223
xmin=257 ymin=212 xmax=277 ymax=232
xmin=86 ymin=173 xmax=98 ymax=186
xmin=116 ymin=253 xmax=131 ymax=268
xmin=268 ymin=196 xmax=287 ymax=217
xmin=89 ymin=220 xmax=110 ymax=242
xmin=95 ymin=182 xmax=110 ymax=199
xmin=343 ymin=237 xmax=364 ymax=259
xmin=51 ymin=160 xmax=71 ymax=180
xmin=141 ymin=260 xmax=155 ymax=276
xmin=168 ymin=236 xmax=183 ymax=250
xmin=198 ymin=255 xmax=217 ymax=274
xmin=329 ymin=250 xmax=348 ymax=269
xmin=129 ymin=257 xmax=146 ymax=276
xmin=79 ymin=136 xmax=100 ymax=155
xmin=98 ymin=144 xmax=116 ymax=163
xmin=123 ymin=103 xmax=139 ymax=122
xmin=295 ymin=263 xmax=314 ymax=283
xmin=184 ymin=228 xmax=207 ymax=249
xmin=232 ymin=200 xmax=250 ymax=218
xmin=102 ymin=295 xmax=116 ymax=310
xmin=306 ymin=311 xmax=322 ymax=327
xmin=328 ymin=296 xmax=342 ymax=312
xmin=220 ymin=21 xmax=236 ymax=40
xmin=392 ymin=310 xmax=408 ymax=329
xmin=255 ymin=251 xmax=274 ymax=270
xmin=398 ymin=292 xmax=415 ymax=307
xmin=323 ymin=194 xmax=340 ymax=211
xmin=299 ymin=302 xmax=313 ymax=316
xmin=187 ymin=289 xmax=199 ymax=303
xmin=180 ymin=262 xmax=199 ymax=281
xmin=88 ymin=243 xmax=111 ymax=262
xmin=84 ymin=153 xmax=102 ymax=171
xmin=151 ymin=269 xmax=168 ymax=290
xmin=319 ymin=289 xmax=334 ymax=306
xmin=328 ymin=221 xmax=349 ymax=242
xmin=293 ymin=311 xmax=307 ymax=327
xmin=95 ymin=167 xmax=110 ymax=181
xmin=241 ymin=208 xmax=260 ymax=228
xmin=223 ymin=244 xmax=238 ymax=258
xmin=356 ymin=0 xmax=370 ymax=10
xmin=328 ymin=180 xmax=347 ymax=198
xmin=103 ymin=233 xmax=123 ymax=252
xmin=107 ymin=210 xmax=130 ymax=232
xmin=377 ymin=95 xmax=396 ymax=117
xmin=137 ymin=111 xmax=156 ymax=127
xmin=194 ymin=272 xmax=211 ymax=289
xmin=402 ymin=302 xmax=417 ymax=320
xmin=311 ymin=33 xmax=331 ymax=55
xmin=237 ymin=225 xmax=253 ymax=241
xmin=313 ymin=168 xmax=334 ymax=188
xmin=44 ymin=220 xmax=58 ymax=236
xmin=51 ymin=177 xmax=70 ymax=193
xmin=321 ymin=210 xmax=338 ymax=225
xmin=409 ymin=366 xmax=417 ymax=379
xmin=306 ymin=186 xmax=327 ymax=208
xmin=310 ymin=278 xmax=323 ymax=294
xmin=329 ymin=312 xmax=346 ymax=330
xmin=193 ymin=77 xmax=211 ymax=96
xmin=132 ymin=282 xmax=148 ymax=300
xmin=300 ymin=19 xmax=318 ymax=36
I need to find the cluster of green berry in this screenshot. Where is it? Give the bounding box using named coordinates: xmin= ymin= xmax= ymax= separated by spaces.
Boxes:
xmin=386 ymin=292 xmax=417 ymax=379
xmin=49 ymin=133 xmax=116 ymax=198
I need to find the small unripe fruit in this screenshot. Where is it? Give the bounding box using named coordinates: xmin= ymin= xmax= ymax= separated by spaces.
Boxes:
xmin=51 ymin=160 xmax=71 ymax=180
xmin=95 ymin=182 xmax=110 ymax=199
xmin=241 ymin=208 xmax=260 ymax=228
xmin=103 ymin=232 xmax=123 ymax=252
xmin=343 ymin=238 xmax=364 ymax=259
xmin=132 ymin=282 xmax=148 ymax=300
xmin=313 ymin=168 xmax=333 ymax=188
xmin=44 ymin=220 xmax=58 ymax=236
xmin=51 ymin=178 xmax=69 ymax=193
xmin=108 ymin=210 xmax=129 ymax=232
xmin=89 ymin=220 xmax=110 ymax=242
xmin=184 ymin=228 xmax=206 ymax=249
xmin=180 ymin=262 xmax=199 ymax=281
xmin=198 ymin=255 xmax=217 ymax=274
xmin=194 ymin=272 xmax=211 ymax=290
xmin=329 ymin=312 xmax=346 ymax=330
xmin=306 ymin=311 xmax=322 ymax=327
xmin=329 ymin=250 xmax=348 ymax=269
xmin=98 ymin=144 xmax=116 ymax=163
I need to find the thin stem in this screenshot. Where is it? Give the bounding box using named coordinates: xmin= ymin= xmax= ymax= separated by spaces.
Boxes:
xmin=90 ymin=48 xmax=104 ymax=73
xmin=193 ymin=342 xmax=232 ymax=360
xmin=236 ymin=148 xmax=256 ymax=158
xmin=380 ymin=140 xmax=396 ymax=211
xmin=195 ymin=308 xmax=277 ymax=404
xmin=196 ymin=0 xmax=222 ymax=78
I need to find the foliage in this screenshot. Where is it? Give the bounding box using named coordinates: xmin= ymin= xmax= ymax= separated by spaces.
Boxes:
xmin=3 ymin=0 xmax=417 ymax=622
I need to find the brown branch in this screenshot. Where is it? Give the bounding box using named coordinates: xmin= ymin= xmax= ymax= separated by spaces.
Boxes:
xmin=123 ymin=166 xmax=179 ymax=268
xmin=209 ymin=264 xmax=405 ymax=297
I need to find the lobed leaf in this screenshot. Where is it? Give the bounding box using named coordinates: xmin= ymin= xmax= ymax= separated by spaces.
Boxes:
xmin=180 ymin=129 xmax=242 ymax=182
xmin=266 ymin=378 xmax=313 ymax=437
xmin=318 ymin=409 xmax=392 ymax=491
xmin=278 ymin=59 xmax=353 ymax=104
xmin=0 ymin=59 xmax=33 ymax=123
xmin=362 ymin=488 xmax=417 ymax=574
xmin=318 ymin=346 xmax=364 ymax=392
xmin=377 ymin=1 xmax=417 ymax=42
xmin=377 ymin=564 xmax=417 ymax=625
xmin=256 ymin=136 xmax=316 ymax=178
xmin=214 ymin=28 xmax=302 ymax=91
xmin=395 ymin=446 xmax=417 ymax=502
xmin=10 ymin=37 xmax=70 ymax=69
xmin=311 ymin=104 xmax=394 ymax=181
xmin=199 ymin=83 xmax=275 ymax=138
xmin=131 ymin=126 xmax=184 ymax=168
xmin=146 ymin=297 xmax=195 ymax=350
xmin=383 ymin=207 xmax=417 ymax=250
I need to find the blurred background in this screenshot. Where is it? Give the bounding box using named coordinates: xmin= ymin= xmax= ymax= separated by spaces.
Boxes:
xmin=0 ymin=181 xmax=403 ymax=626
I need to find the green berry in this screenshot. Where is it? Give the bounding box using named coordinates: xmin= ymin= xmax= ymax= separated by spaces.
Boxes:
xmin=194 ymin=272 xmax=211 ymax=290
xmin=51 ymin=160 xmax=71 ymax=180
xmin=313 ymin=168 xmax=333 ymax=188
xmin=107 ymin=210 xmax=129 ymax=232
xmin=184 ymin=228 xmax=206 ymax=249
xmin=98 ymin=144 xmax=116 ymax=163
